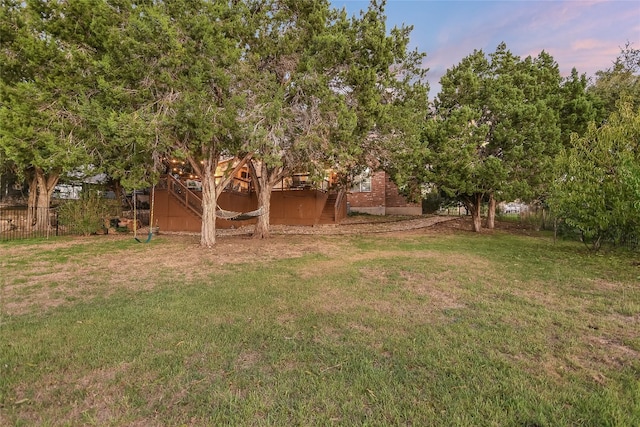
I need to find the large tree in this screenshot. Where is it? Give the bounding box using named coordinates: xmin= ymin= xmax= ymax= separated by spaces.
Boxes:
xmin=0 ymin=0 xmax=97 ymax=231
xmin=88 ymin=0 xmax=254 ymax=247
xmin=418 ymin=44 xmax=562 ymax=231
xmin=240 ymin=0 xmax=341 ymax=239
xmin=242 ymin=0 xmax=427 ymax=238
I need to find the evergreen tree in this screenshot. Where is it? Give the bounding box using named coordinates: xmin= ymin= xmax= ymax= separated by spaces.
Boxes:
xmin=589 ymin=42 xmax=640 ymax=116
xmin=0 ymin=0 xmax=98 ymax=230
xmin=423 ymin=44 xmax=562 ymax=231
xmin=89 ymin=0 xmax=252 ymax=247
xmin=241 ymin=0 xmax=343 ymax=239
xmin=242 ymin=0 xmax=427 ymax=238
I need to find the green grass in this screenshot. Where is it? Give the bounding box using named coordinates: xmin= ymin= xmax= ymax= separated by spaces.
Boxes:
xmin=1 ymin=230 xmax=639 ymax=426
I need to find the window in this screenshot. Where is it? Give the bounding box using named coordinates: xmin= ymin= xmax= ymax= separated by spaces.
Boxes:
xmin=351 ymin=168 xmax=372 ymax=193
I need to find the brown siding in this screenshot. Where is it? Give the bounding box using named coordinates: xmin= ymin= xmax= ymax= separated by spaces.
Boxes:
xmin=154 ymin=190 xmax=203 ymax=233
xmin=154 ymin=188 xmax=333 ymax=232
xmin=270 ymin=189 xmax=327 ymax=226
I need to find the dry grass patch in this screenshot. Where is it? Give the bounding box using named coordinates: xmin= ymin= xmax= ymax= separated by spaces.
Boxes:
xmin=306 ymin=287 xmax=360 ymax=315
xmin=1 ymin=234 xmax=350 ymax=316
xmin=0 ymin=218 xmax=460 ymax=317
xmin=11 ymin=364 xmax=135 ymax=426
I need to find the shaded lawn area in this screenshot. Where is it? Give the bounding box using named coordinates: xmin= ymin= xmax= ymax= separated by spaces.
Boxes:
xmin=1 ymin=225 xmax=639 ymax=426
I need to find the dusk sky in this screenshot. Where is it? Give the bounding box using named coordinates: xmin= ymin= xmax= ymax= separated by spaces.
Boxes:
xmin=331 ymin=0 xmax=640 ymax=97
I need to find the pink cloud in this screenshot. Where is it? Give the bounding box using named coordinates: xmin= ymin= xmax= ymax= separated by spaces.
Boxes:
xmin=371 ymin=0 xmax=640 ymax=97
xmin=571 ymin=39 xmax=611 ymax=51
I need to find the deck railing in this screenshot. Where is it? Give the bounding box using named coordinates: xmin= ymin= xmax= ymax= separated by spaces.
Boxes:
xmin=161 ymin=175 xmax=203 ymax=218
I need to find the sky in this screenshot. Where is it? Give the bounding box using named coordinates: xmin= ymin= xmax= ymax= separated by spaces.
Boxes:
xmin=330 ymin=0 xmax=640 ymax=97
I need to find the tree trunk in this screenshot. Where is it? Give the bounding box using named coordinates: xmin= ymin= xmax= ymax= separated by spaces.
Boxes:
xmin=200 ymin=164 xmax=218 ymax=248
xmin=192 ymin=152 xmax=252 ymax=248
xmin=253 ymin=179 xmax=272 ymax=239
xmin=34 ymin=168 xmax=59 ymax=232
xmin=250 ymin=160 xmax=283 ymax=240
xmin=465 ymin=193 xmax=483 ymax=232
xmin=27 ymin=172 xmax=37 ymax=227
xmin=486 ymin=192 xmax=496 ymax=229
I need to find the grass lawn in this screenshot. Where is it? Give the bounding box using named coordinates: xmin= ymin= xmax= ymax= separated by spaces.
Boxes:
xmin=1 ymin=220 xmax=639 ymax=426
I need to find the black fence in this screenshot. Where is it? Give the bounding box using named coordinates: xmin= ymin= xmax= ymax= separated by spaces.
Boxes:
xmin=0 ymin=207 xmax=150 ymax=242
xmin=0 ymin=207 xmax=69 ymax=241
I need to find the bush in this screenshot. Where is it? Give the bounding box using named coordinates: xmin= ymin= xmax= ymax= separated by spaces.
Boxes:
xmin=57 ymin=189 xmax=110 ymax=236
xmin=422 ymin=192 xmax=445 ymax=214
xmin=548 ymin=103 xmax=640 ymax=250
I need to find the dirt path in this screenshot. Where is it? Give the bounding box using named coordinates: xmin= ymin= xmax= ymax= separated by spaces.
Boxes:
xmin=216 ymin=214 xmax=460 ymax=236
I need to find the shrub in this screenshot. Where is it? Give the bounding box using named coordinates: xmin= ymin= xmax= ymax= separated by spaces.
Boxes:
xmin=422 ymin=192 xmax=445 ymax=214
xmin=57 ymin=189 xmax=110 ymax=236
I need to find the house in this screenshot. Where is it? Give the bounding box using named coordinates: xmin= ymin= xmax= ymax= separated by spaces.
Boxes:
xmin=153 ymin=159 xmax=347 ymax=232
xmin=347 ymin=169 xmax=422 ymax=216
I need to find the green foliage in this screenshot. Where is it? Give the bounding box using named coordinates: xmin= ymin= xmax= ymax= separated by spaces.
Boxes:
xmin=396 ymin=43 xmax=565 ymax=232
xmin=0 ymin=0 xmax=95 ymax=173
xmin=57 ymin=189 xmax=110 ymax=236
xmin=589 ymin=42 xmax=640 ymax=116
xmin=422 ymin=191 xmax=445 ymax=214
xmin=82 ymin=0 xmax=257 ymax=245
xmin=548 ymin=102 xmax=640 ymax=250
xmin=559 ymin=68 xmax=604 ymax=145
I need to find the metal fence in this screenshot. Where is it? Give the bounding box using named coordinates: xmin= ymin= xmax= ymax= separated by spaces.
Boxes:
xmin=1 ymin=207 xmax=102 ymax=241
xmin=0 ymin=207 xmax=72 ymax=241
xmin=0 ymin=206 xmax=150 ymax=242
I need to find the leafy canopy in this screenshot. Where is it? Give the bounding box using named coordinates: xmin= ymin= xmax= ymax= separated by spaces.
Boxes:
xmin=548 ymin=102 xmax=640 ymax=249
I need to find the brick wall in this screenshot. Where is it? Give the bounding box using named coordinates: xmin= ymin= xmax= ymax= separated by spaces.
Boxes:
xmin=347 ymin=171 xmax=386 ymax=208
xmin=348 ymin=171 xmax=421 ymax=215
xmin=384 ymin=174 xmax=419 ymax=208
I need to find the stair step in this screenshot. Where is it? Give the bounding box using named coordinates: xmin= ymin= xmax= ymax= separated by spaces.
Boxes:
xmin=321 ymin=194 xmax=338 ymax=222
